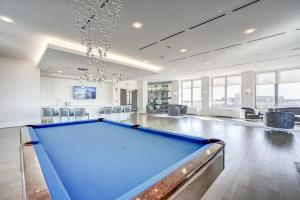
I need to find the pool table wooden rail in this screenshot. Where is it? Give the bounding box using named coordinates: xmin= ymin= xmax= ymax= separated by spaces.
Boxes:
xmin=20 ymin=122 xmax=225 ymax=200
xmin=20 ymin=127 xmax=51 ymax=200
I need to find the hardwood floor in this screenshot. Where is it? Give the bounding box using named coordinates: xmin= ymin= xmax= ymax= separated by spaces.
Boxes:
xmin=0 ymin=114 xmax=300 ymax=200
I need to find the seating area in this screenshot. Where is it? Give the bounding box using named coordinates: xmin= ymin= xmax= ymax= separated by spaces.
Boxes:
xmin=41 ymin=107 xmax=90 ymax=123
xmin=42 ymin=105 xmax=132 ymax=123
xmin=146 ymin=104 xmax=188 ymax=116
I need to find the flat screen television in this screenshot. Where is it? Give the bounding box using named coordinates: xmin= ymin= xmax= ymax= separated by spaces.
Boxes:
xmin=73 ymin=86 xmax=96 ymax=99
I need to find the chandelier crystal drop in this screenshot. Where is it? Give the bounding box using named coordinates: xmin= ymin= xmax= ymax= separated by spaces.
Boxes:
xmin=70 ymin=0 xmax=123 ymax=86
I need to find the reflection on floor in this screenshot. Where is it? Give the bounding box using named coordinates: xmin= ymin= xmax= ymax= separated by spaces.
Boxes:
xmin=1 ymin=113 xmax=300 ymax=200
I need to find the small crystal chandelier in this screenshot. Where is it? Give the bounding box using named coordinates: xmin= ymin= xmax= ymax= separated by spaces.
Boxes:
xmin=70 ymin=0 xmax=123 ymax=86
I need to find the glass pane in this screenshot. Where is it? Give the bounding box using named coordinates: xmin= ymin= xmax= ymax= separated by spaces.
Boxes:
xmin=255 ymin=84 xmax=275 ymax=108
xmin=256 ymin=72 xmax=276 ymax=85
xmin=278 ymin=82 xmax=300 ymax=107
xmin=213 ymin=77 xmax=225 ymax=86
xmin=182 ymin=81 xmax=191 ymax=88
xmin=227 ymin=76 xmax=241 ymax=85
xmin=182 ymin=88 xmax=191 ymax=106
xmin=278 ymin=69 xmax=300 ymax=83
xmin=192 ymin=87 xmax=201 ymax=107
xmin=227 ymin=85 xmax=241 ymax=107
xmin=193 ymin=80 xmax=201 ymax=88
xmin=213 ymin=86 xmax=225 ymax=107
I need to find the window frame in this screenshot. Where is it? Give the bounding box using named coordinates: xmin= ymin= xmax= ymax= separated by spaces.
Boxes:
xmin=181 ymin=79 xmax=202 ymax=107
xmin=211 ymin=75 xmax=241 ymax=108
xmin=255 ymin=68 xmax=300 ymax=108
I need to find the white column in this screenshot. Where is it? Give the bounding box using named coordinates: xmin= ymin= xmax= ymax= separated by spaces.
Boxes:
xmin=201 ymin=76 xmax=210 ymax=115
xmin=171 ymin=80 xmax=181 ymax=104
xmin=241 ymin=71 xmax=255 ymax=108
xmin=137 ymin=80 xmax=148 ymax=113
xmin=112 ymin=78 xmax=120 ymax=106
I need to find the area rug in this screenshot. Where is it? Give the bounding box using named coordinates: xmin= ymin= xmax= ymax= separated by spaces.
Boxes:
xmin=151 ymin=114 xmax=189 ymax=119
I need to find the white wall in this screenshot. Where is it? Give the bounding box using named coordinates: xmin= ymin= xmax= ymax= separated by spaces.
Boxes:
xmin=137 ymin=80 xmax=148 ymax=113
xmin=40 ymin=76 xmax=113 ymax=119
xmin=0 ymin=57 xmax=40 ymax=128
xmin=241 ymin=71 xmax=255 ymax=108
xmin=41 ymin=76 xmax=113 ymax=106
xmin=171 ymin=80 xmax=181 ymax=104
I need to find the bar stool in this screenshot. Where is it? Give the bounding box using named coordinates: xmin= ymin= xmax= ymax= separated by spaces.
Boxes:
xmin=103 ymin=107 xmax=113 ymax=119
xmin=59 ymin=108 xmax=70 ymax=121
xmin=41 ymin=108 xmax=54 ymax=123
xmin=74 ymin=108 xmax=89 ymax=120
xmin=113 ymin=106 xmax=123 ymax=120
xmin=123 ymin=105 xmax=131 ymax=119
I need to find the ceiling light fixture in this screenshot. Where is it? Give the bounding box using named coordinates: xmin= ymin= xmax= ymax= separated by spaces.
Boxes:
xmin=244 ymin=28 xmax=256 ymax=34
xmin=259 ymin=64 xmax=264 ymax=67
xmin=204 ymin=62 xmax=211 ymax=66
xmin=57 ymin=71 xmax=63 ymax=73
xmin=180 ymin=49 xmax=187 ymax=53
xmin=0 ymin=16 xmax=14 ymax=23
xmin=132 ymin=22 xmax=143 ymax=29
xmin=70 ymin=0 xmax=123 ymax=87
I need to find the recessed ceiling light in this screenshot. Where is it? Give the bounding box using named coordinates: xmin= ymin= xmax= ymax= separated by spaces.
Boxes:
xmin=244 ymin=28 xmax=256 ymax=34
xmin=204 ymin=62 xmax=211 ymax=66
xmin=144 ymin=60 xmax=149 ymax=63
xmin=0 ymin=16 xmax=14 ymax=23
xmin=57 ymin=70 xmax=63 ymax=73
xmin=179 ymin=49 xmax=187 ymax=53
xmin=132 ymin=22 xmax=143 ymax=29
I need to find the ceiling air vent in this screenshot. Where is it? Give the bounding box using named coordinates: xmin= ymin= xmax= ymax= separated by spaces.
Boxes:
xmin=191 ymin=51 xmax=211 ymax=57
xmin=189 ymin=14 xmax=226 ymax=30
xmin=139 ymin=42 xmax=158 ymax=51
xmin=291 ymin=47 xmax=300 ymax=51
xmin=257 ymin=57 xmax=281 ymax=63
xmin=160 ymin=30 xmax=185 ymax=42
xmin=170 ymin=57 xmax=188 ymax=63
xmin=247 ymin=32 xmax=286 ymax=43
xmin=231 ymin=62 xmax=251 ymax=67
xmin=78 ymin=67 xmax=88 ymax=71
xmin=214 ymin=43 xmax=242 ymax=52
xmin=232 ymin=0 xmax=262 ymax=12
xmin=287 ymin=54 xmax=300 ymax=58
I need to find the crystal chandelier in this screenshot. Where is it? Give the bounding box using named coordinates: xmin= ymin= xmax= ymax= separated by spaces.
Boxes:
xmin=70 ymin=0 xmax=123 ymax=86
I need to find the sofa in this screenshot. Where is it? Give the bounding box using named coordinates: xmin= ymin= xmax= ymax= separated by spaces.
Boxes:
xmin=264 ymin=111 xmax=295 ymax=130
xmin=146 ymin=104 xmax=188 ymax=115
xmin=240 ymin=107 xmax=263 ymax=120
xmin=146 ymin=104 xmax=169 ymax=114
xmin=168 ymin=104 xmax=188 ymax=116
xmin=268 ymin=107 xmax=300 ymax=122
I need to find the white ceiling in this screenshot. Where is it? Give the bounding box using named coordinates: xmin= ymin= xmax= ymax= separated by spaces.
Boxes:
xmin=0 ymin=0 xmax=300 ymax=81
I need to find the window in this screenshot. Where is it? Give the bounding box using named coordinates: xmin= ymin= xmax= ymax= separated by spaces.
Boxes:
xmin=181 ymin=80 xmax=202 ymax=107
xmin=212 ymin=76 xmax=241 ymax=108
xmin=278 ymin=69 xmax=300 ymax=107
xmin=192 ymin=80 xmax=201 ymax=107
xmin=255 ymin=72 xmax=276 ymax=109
xmin=182 ymin=81 xmax=192 ymax=106
xmin=227 ymin=76 xmax=241 ymax=107
xmin=212 ymin=78 xmax=225 ymax=107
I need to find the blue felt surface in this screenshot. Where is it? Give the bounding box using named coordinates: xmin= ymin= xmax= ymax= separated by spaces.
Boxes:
xmin=33 ymin=121 xmax=207 ymax=200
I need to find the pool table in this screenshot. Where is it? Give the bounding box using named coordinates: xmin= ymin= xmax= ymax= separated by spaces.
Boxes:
xmin=20 ymin=119 xmax=225 ymax=200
